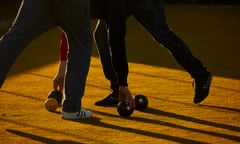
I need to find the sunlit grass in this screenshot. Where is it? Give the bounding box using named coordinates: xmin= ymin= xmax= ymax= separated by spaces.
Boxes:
xmin=0 ymin=57 xmax=239 ymax=144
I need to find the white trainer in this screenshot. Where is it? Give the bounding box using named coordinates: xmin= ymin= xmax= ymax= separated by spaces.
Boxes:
xmin=62 ymin=109 xmax=93 ymax=120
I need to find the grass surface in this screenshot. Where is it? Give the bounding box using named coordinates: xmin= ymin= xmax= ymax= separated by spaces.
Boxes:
xmin=0 ymin=5 xmax=240 ymax=144
xmin=1 ymin=58 xmax=239 ymax=144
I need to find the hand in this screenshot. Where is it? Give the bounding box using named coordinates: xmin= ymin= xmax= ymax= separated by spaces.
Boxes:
xmin=118 ymin=86 xmax=135 ymax=108
xmin=53 ymin=74 xmax=64 ymax=91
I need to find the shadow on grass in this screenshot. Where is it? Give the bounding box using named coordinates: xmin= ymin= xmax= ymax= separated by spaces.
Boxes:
xmin=14 ymin=70 xmax=240 ymax=95
xmin=0 ymin=89 xmax=44 ymax=101
xmin=1 ymin=87 xmax=239 ymax=143
xmin=144 ymin=108 xmax=240 ymax=132
xmin=0 ymin=117 xmax=103 ymax=143
xmin=149 ymin=96 xmax=240 ymax=114
xmin=25 ymin=71 xmax=110 ymax=91
xmin=72 ymin=116 xmax=208 ymax=144
xmin=1 ymin=113 xmax=207 ymax=144
xmin=199 ymin=104 xmax=240 ymax=113
xmin=6 ymin=129 xmax=83 ymax=144
xmin=90 ymin=109 xmax=240 ymax=143
xmin=130 ymin=70 xmax=240 ymax=93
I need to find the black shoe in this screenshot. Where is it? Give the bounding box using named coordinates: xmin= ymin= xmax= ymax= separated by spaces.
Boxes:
xmin=193 ymin=71 xmax=212 ymax=104
xmin=95 ymin=91 xmax=118 ymax=107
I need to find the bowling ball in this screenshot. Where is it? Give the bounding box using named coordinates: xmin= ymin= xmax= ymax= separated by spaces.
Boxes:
xmin=134 ymin=94 xmax=148 ymax=111
xmin=48 ymin=90 xmax=63 ymax=106
xmin=117 ymin=101 xmax=134 ymax=117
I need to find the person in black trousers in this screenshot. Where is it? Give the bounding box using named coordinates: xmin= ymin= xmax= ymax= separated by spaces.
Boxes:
xmin=54 ymin=0 xmax=212 ymax=108
xmin=93 ymin=0 xmax=212 ymax=106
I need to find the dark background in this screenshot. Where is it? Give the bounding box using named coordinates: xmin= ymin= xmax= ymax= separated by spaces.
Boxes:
xmin=166 ymin=0 xmax=240 ymax=4
xmin=1 ymin=0 xmax=240 ymax=20
xmin=0 ymin=0 xmax=239 ymax=79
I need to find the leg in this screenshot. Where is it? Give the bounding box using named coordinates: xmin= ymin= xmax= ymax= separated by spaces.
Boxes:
xmin=94 ymin=20 xmax=118 ymax=93
xmin=54 ymin=0 xmax=93 ymax=113
xmin=127 ymin=0 xmax=212 ymax=103
xmin=93 ymin=20 xmax=119 ymax=106
xmin=0 ymin=0 xmax=55 ymax=87
xmin=128 ymin=0 xmax=207 ymax=78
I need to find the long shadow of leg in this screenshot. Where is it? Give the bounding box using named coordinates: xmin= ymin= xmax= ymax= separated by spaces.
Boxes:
xmin=6 ymin=129 xmax=83 ymax=144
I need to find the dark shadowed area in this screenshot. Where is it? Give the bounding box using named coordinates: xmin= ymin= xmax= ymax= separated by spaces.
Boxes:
xmin=0 ymin=1 xmax=240 ymax=79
